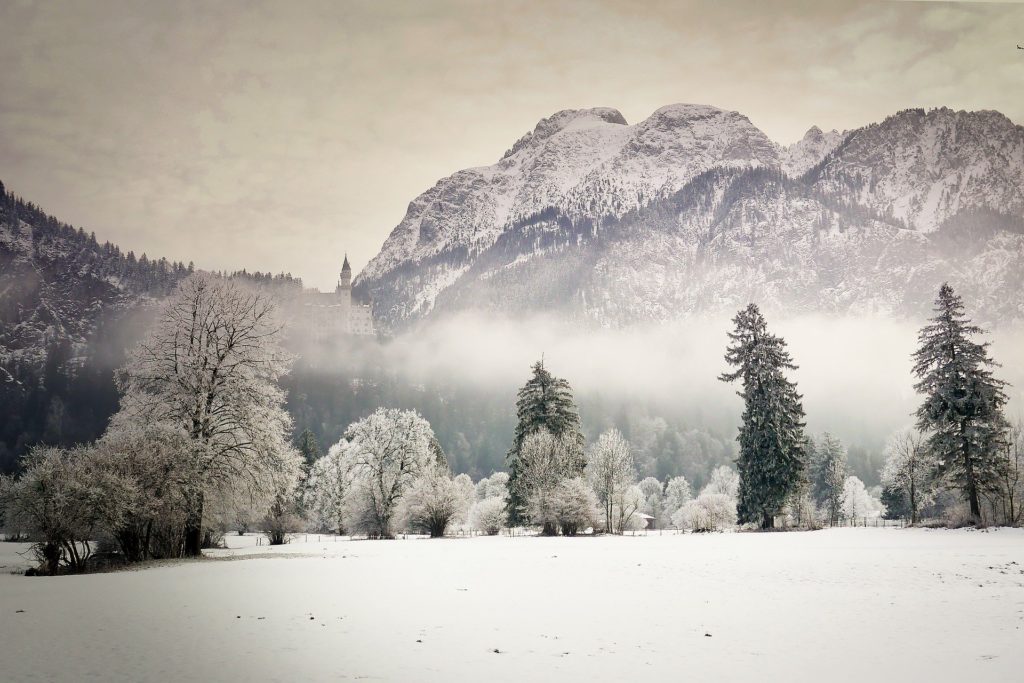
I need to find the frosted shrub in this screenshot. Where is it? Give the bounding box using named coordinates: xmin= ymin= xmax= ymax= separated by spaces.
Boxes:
xmin=672 ymin=492 xmax=737 ymax=532
xmin=469 ymin=497 xmax=507 ymax=535
xmin=3 ymin=446 xmax=134 ymax=574
xmin=400 ymin=466 xmax=468 ymax=538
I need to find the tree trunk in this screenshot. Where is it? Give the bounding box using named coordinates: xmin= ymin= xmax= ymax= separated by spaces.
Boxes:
xmin=183 ymin=491 xmax=205 ymax=557
xmin=761 ymin=513 xmax=774 ymax=530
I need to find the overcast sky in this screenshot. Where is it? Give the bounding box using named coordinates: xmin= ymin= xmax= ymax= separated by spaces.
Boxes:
xmin=1 ymin=0 xmax=1022 ymax=290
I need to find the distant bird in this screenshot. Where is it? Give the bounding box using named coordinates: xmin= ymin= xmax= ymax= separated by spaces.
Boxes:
xmin=1019 ymin=44 xmax=1024 ymax=49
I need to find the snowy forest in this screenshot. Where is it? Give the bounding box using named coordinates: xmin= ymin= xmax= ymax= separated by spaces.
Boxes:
xmin=2 ymin=271 xmax=1019 ymax=575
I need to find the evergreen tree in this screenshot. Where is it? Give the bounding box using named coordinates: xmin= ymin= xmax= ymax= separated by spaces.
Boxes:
xmin=506 ymin=359 xmax=584 ymax=524
xmin=296 ymin=428 xmax=323 ymax=468
xmin=912 ymin=283 xmax=1008 ymax=523
xmin=810 ymin=433 xmax=848 ymax=526
xmin=720 ymin=304 xmax=807 ymax=529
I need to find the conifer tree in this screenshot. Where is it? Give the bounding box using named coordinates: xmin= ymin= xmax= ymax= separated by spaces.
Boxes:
xmin=810 ymin=433 xmax=848 ymax=526
xmin=296 ymin=429 xmax=323 ymax=468
xmin=912 ymin=283 xmax=1008 ymax=523
xmin=506 ymin=359 xmax=585 ymax=524
xmin=720 ymin=304 xmax=807 ymax=529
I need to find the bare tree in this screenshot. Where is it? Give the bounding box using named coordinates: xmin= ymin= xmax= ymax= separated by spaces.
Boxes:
xmin=117 ymin=273 xmax=299 ymax=556
xmin=993 ymin=419 xmax=1023 ymax=526
xmin=586 ymin=429 xmax=636 ymax=533
xmin=881 ymin=429 xmax=934 ymax=525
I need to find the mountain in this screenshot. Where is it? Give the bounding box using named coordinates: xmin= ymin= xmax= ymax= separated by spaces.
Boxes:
xmin=354 ymin=105 xmax=1024 ymax=330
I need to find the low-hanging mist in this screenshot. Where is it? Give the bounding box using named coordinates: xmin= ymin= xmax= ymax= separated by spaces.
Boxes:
xmin=288 ymin=309 xmax=1024 ymax=488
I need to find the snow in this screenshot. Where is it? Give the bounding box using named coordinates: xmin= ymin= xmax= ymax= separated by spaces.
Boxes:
xmin=1 ymin=527 xmax=1022 ymax=682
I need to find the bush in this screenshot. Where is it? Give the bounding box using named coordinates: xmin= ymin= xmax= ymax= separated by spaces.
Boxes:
xmin=1 ymin=446 xmax=133 ymax=574
xmin=672 ymin=492 xmax=737 ymax=532
xmin=528 ymin=477 xmax=598 ymax=536
xmin=469 ymin=497 xmax=507 ymax=535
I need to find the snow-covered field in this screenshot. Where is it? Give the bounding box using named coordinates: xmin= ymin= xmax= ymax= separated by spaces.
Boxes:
xmin=1 ymin=528 xmax=1022 ymax=682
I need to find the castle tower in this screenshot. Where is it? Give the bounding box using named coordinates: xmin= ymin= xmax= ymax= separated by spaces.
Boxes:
xmin=337 ymin=254 xmax=352 ymax=293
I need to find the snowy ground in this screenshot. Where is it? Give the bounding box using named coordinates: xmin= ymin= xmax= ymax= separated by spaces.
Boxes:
xmin=1 ymin=528 xmax=1022 ymax=682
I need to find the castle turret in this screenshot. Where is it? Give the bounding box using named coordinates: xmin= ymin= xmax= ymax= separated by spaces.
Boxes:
xmin=337 ymin=254 xmax=352 ymax=292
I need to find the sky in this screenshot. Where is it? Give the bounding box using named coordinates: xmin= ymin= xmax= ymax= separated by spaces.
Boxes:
xmin=1 ymin=0 xmax=1023 ymax=291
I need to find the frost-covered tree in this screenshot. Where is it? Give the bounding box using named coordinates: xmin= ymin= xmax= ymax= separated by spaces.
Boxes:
xmin=586 ymin=429 xmax=636 ymax=533
xmin=400 ymin=465 xmax=473 ymax=538
xmin=662 ymin=476 xmax=692 ymax=528
xmin=841 ymin=476 xmax=885 ymax=522
xmin=880 ymin=429 xmax=934 ymax=524
xmin=703 ymin=466 xmax=740 ymax=499
xmin=452 ymin=473 xmax=476 ymax=528
xmin=507 ymin=360 xmax=585 ymax=525
xmin=638 ymin=476 xmax=665 ymax=529
xmin=2 ymin=446 xmax=133 ymax=573
xmin=305 ymin=441 xmax=355 ymax=534
xmin=88 ymin=422 xmax=191 ymax=560
xmin=810 ymin=434 xmax=848 ymax=526
xmin=343 ymin=408 xmax=437 ymax=538
xmin=263 ymin=482 xmax=303 ymax=545
xmin=475 ymin=471 xmax=509 ymax=502
xmin=552 ymin=477 xmax=599 ymax=536
xmin=720 ymin=304 xmax=808 ymax=529
xmin=992 ymin=420 xmax=1023 ymax=526
xmin=514 ymin=429 xmax=584 ymax=535
xmin=115 ymin=273 xmax=298 ymax=556
xmin=912 ymin=283 xmax=1009 ymax=524
xmin=469 ymin=497 xmax=507 ymax=535
xmin=672 ymin=491 xmax=737 ymax=532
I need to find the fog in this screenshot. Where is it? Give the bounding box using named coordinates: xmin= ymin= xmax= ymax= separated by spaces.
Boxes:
xmin=368 ymin=311 xmax=1024 ymax=452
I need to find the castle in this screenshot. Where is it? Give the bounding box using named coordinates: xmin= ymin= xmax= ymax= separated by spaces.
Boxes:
xmin=304 ymin=255 xmax=375 ymax=339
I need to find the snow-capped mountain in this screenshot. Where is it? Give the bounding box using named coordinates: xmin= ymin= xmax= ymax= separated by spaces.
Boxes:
xmin=355 ymin=105 xmax=1024 ymax=329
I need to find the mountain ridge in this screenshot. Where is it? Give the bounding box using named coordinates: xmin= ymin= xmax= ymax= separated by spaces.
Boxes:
xmin=354 ymin=104 xmax=1024 ymax=330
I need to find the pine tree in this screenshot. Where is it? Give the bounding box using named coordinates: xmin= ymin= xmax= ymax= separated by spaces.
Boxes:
xmin=296 ymin=429 xmax=323 ymax=468
xmin=810 ymin=433 xmax=848 ymax=526
xmin=506 ymin=359 xmax=585 ymax=525
xmin=912 ymin=283 xmax=1008 ymax=523
xmin=720 ymin=304 xmax=807 ymax=529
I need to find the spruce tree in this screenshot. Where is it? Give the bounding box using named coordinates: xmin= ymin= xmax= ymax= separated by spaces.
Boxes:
xmin=720 ymin=304 xmax=807 ymax=529
xmin=912 ymin=283 xmax=1008 ymax=523
xmin=506 ymin=359 xmax=585 ymax=524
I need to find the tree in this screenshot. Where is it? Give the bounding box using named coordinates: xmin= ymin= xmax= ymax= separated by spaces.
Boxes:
xmin=703 ymin=466 xmax=740 ymax=499
xmin=912 ymin=283 xmax=1009 ymax=524
xmin=88 ymin=422 xmax=191 ymax=561
xmin=343 ymin=408 xmax=436 ymax=538
xmin=992 ymin=419 xmax=1023 ymax=526
xmin=469 ymin=497 xmax=507 ymax=535
xmin=116 ymin=273 xmax=299 ymax=556
xmin=638 ymin=477 xmax=665 ymax=529
xmin=663 ymin=476 xmax=693 ymax=528
xmin=811 ymin=434 xmax=848 ymax=526
xmin=841 ymin=476 xmax=885 ymax=522
xmin=263 ymin=482 xmax=303 ymax=545
xmin=720 ymin=304 xmax=808 ymax=529
xmin=305 ymin=441 xmax=355 ymax=534
xmin=514 ymin=429 xmax=580 ymax=535
xmin=400 ymin=464 xmax=470 ymax=538
xmin=672 ymin=492 xmax=738 ymax=532
xmin=506 ymin=360 xmax=585 ymax=525
xmin=2 ymin=446 xmax=133 ymax=573
xmin=296 ymin=429 xmax=323 ymax=468
xmin=586 ymin=429 xmax=636 ymax=533
xmin=880 ymin=429 xmax=934 ymax=524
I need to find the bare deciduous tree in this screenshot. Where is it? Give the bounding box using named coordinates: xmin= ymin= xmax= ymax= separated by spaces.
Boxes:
xmin=117 ymin=273 xmax=299 ymax=556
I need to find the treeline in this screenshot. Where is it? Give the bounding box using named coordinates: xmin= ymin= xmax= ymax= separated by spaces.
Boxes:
xmin=1 ymin=276 xmax=1020 ymax=575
